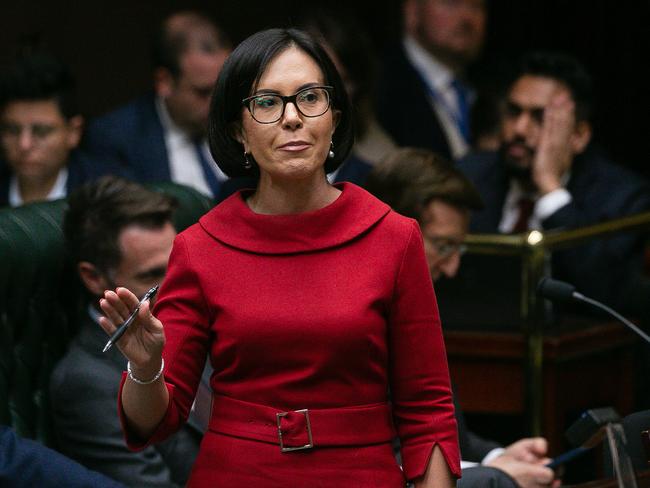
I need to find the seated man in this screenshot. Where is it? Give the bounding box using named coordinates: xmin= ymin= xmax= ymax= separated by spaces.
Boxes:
xmin=49 ymin=176 xmax=201 ymax=487
xmin=0 ymin=52 xmax=121 ymax=207
xmin=0 ymin=425 xmax=124 ymax=488
xmin=366 ymin=147 xmax=559 ymax=488
xmin=84 ymin=11 xmax=232 ymax=201
xmin=458 ymin=51 xmax=650 ymax=310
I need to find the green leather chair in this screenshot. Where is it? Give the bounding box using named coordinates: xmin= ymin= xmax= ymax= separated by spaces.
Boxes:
xmin=0 ymin=182 xmax=213 ymax=446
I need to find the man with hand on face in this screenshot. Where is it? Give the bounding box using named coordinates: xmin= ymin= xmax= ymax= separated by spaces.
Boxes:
xmin=458 ymin=51 xmax=650 ymax=310
xmin=84 ymin=11 xmax=232 ymax=200
xmin=0 ymin=52 xmax=122 ymax=207
xmin=366 ymin=147 xmax=560 ymax=488
xmin=49 ymin=176 xmax=201 ymax=487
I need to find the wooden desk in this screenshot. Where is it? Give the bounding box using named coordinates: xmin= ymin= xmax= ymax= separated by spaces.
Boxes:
xmin=445 ymin=321 xmax=637 ymax=452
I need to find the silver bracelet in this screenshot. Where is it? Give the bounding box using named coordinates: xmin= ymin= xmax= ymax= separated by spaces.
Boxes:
xmin=127 ymin=358 xmax=164 ymax=385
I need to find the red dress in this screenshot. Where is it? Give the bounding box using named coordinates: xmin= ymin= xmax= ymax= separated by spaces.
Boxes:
xmin=121 ymin=183 xmax=460 ymax=486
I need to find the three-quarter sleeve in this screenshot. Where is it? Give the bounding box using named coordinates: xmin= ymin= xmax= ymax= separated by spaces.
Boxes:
xmin=388 ymin=220 xmax=461 ymax=480
xmin=118 ymin=233 xmax=212 ymax=450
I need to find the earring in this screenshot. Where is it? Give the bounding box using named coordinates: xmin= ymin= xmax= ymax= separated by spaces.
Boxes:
xmin=328 ymin=142 xmax=335 ymax=159
xmin=243 ymin=151 xmax=252 ymax=169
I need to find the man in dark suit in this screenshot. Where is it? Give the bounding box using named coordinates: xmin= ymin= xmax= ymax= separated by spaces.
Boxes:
xmin=0 ymin=425 xmax=125 ymax=488
xmin=366 ymin=147 xmax=559 ymax=488
xmin=458 ymin=51 xmax=650 ymax=309
xmin=0 ymin=52 xmax=122 ymax=207
xmin=376 ymin=0 xmax=486 ymax=161
xmin=84 ymin=11 xmax=231 ymax=200
xmin=49 ymin=176 xmax=202 ymax=487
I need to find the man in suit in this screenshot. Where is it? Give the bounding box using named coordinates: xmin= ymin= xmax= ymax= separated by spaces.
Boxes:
xmin=84 ymin=11 xmax=232 ymax=200
xmin=376 ymin=0 xmax=486 ymax=161
xmin=49 ymin=176 xmax=202 ymax=487
xmin=458 ymin=51 xmax=650 ymax=309
xmin=0 ymin=52 xmax=121 ymax=207
xmin=0 ymin=425 xmax=125 ymax=488
xmin=366 ymin=147 xmax=559 ymax=488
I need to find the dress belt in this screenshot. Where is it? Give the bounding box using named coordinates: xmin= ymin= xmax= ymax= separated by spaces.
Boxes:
xmin=208 ymin=395 xmax=396 ymax=451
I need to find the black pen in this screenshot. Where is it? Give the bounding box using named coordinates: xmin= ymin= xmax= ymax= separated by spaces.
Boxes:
xmin=102 ymin=284 xmax=159 ymax=353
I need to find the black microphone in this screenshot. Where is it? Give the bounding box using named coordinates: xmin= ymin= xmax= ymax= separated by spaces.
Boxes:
xmin=537 ymin=277 xmax=650 ymax=346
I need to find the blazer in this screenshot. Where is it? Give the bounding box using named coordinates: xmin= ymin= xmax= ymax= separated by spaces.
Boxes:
xmin=0 ymin=425 xmax=125 ymax=488
xmin=375 ymin=45 xmax=452 ymax=160
xmin=458 ymin=147 xmax=650 ymax=307
xmin=118 ymin=183 xmax=461 ymax=487
xmin=0 ymin=150 xmax=127 ymax=207
xmin=83 ymin=93 xmax=172 ymax=183
xmin=49 ymin=310 xmax=201 ymax=488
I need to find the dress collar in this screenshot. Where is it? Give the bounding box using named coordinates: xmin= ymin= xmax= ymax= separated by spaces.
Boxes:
xmin=199 ymin=182 xmax=391 ymax=254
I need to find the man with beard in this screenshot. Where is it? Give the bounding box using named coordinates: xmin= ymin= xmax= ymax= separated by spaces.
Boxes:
xmin=376 ymin=0 xmax=486 ymax=161
xmin=458 ymin=51 xmax=650 ymax=309
xmin=84 ymin=11 xmax=232 ymax=200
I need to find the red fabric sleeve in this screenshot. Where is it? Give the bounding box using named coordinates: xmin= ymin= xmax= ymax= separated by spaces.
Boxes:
xmin=118 ymin=234 xmax=212 ymax=450
xmin=388 ymin=220 xmax=461 ymax=480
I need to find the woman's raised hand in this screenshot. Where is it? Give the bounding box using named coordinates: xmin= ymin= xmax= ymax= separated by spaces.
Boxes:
xmin=99 ymin=287 xmax=165 ymax=371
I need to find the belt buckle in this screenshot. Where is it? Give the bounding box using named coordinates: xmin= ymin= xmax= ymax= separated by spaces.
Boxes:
xmin=276 ymin=408 xmax=314 ymax=452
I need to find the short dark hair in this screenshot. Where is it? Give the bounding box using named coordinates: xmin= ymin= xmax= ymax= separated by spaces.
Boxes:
xmin=513 ymin=51 xmax=593 ymax=123
xmin=64 ymin=176 xmax=176 ymax=272
xmin=365 ymin=147 xmax=483 ymax=221
xmin=0 ymin=51 xmax=78 ymax=119
xmin=151 ymin=10 xmax=228 ymax=79
xmin=208 ymin=28 xmax=354 ymax=178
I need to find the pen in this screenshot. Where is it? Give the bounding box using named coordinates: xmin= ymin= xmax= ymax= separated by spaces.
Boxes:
xmin=102 ymin=284 xmax=159 ymax=353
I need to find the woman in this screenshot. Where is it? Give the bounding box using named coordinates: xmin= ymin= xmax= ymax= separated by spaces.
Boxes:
xmin=99 ymin=28 xmax=460 ymax=487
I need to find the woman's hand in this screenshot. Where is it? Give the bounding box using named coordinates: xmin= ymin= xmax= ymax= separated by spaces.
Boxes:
xmin=98 ymin=287 xmax=165 ymax=375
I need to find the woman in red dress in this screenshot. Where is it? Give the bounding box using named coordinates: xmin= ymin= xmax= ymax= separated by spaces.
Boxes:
xmin=99 ymin=28 xmax=460 ymax=487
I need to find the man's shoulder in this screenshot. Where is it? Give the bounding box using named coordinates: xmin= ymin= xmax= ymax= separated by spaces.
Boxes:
xmin=457 ymin=151 xmax=501 ymax=178
xmin=86 ymin=93 xmax=159 ymax=136
xmin=574 ymin=148 xmax=650 ymax=195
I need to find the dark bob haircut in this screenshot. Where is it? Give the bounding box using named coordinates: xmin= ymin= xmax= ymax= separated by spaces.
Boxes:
xmin=208 ymin=28 xmax=354 ymax=178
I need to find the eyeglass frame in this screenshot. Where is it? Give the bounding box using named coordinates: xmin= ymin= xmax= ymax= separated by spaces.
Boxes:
xmin=424 ymin=235 xmax=467 ymax=261
xmin=241 ymin=85 xmax=334 ymax=124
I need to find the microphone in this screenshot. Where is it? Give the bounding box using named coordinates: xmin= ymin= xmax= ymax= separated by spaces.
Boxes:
xmin=537 ymin=277 xmax=650 ymax=346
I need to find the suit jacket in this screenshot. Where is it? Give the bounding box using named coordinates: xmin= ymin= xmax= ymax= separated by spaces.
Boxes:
xmin=0 ymin=150 xmax=127 ymax=207
xmin=83 ymin=93 xmax=171 ymax=183
xmin=454 ymin=393 xmax=501 ymax=463
xmin=458 ymin=147 xmax=650 ymax=307
xmin=375 ymin=45 xmax=452 ymax=160
xmin=49 ymin=310 xmax=201 ymax=488
xmin=0 ymin=425 xmax=125 ymax=488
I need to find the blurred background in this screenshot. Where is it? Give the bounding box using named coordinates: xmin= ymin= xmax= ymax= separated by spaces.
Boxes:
xmin=2 ymin=0 xmax=649 ymax=177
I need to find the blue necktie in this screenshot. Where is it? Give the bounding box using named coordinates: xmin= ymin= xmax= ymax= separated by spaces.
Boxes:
xmin=194 ymin=141 xmax=221 ymax=198
xmin=451 ymin=78 xmax=471 ymax=143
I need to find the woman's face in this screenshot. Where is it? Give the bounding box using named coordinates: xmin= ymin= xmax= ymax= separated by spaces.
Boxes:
xmin=238 ymin=46 xmax=338 ymax=182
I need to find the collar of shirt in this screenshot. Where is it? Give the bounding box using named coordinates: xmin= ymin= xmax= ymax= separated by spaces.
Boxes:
xmin=9 ymin=167 xmax=68 ymax=207
xmin=403 ymin=36 xmax=455 ymax=107
xmin=88 ymin=303 xmax=103 ymax=324
xmin=499 ymin=172 xmax=572 ymax=233
xmin=155 ymin=96 xmax=227 ymax=196
xmin=403 ymin=36 xmax=469 ymax=159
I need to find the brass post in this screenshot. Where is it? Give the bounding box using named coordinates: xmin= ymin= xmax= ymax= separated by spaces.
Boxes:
xmin=522 ymin=230 xmax=547 ymax=436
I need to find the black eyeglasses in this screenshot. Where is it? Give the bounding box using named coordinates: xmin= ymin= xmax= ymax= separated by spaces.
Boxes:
xmin=242 ymin=85 xmax=333 ymax=124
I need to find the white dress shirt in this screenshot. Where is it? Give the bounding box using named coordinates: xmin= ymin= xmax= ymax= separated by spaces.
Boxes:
xmin=9 ymin=167 xmax=68 ymax=207
xmin=403 ymin=36 xmax=470 ymax=160
xmin=155 ymin=97 xmax=227 ymax=198
xmin=498 ymin=175 xmax=572 ymax=233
